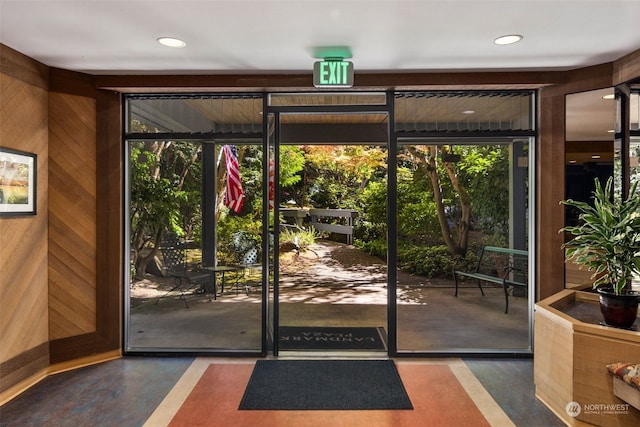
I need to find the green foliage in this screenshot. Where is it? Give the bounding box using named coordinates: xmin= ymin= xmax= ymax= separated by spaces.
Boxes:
xmin=356 ymin=238 xmax=388 ymax=259
xmin=561 ymin=177 xmax=640 ymax=294
xmin=355 ymin=239 xmax=478 ymax=278
xmin=280 ymin=226 xmax=319 ymax=251
xmin=457 ymin=146 xmax=510 ymax=233
xmin=279 ymin=146 xmax=306 ymax=187
xmin=130 ymin=145 xmax=187 ymax=241
xmin=216 ymin=215 xmax=262 ymax=264
xmin=129 ymin=140 xmax=205 ymax=277
xmin=398 ymin=245 xmax=465 ymax=278
xmin=481 ymin=232 xmax=508 ymax=248
xmin=304 ymin=145 xmax=386 ymax=209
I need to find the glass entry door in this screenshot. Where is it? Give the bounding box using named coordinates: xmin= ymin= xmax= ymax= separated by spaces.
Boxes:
xmin=271 ymin=110 xmax=390 ymax=354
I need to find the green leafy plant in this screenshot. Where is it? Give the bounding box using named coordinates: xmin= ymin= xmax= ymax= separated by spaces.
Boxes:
xmin=280 ymin=226 xmax=319 ymax=251
xmin=561 ymin=177 xmax=640 ymax=295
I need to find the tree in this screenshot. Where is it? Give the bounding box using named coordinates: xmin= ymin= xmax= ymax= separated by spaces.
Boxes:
xmin=405 ymin=145 xmax=471 ymax=255
xmin=129 ymin=139 xmax=202 ymax=279
xmin=302 ymin=145 xmax=386 ymax=208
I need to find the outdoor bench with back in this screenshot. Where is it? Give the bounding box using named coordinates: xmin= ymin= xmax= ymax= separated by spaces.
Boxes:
xmin=453 ymin=245 xmax=528 ymax=313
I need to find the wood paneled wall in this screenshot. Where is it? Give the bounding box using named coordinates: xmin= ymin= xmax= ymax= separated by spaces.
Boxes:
xmin=48 ymin=71 xmax=121 ymax=365
xmin=48 ymin=91 xmax=97 ymax=339
xmin=1 ymin=47 xmax=121 ymax=395
xmin=0 ymin=45 xmax=50 ymax=393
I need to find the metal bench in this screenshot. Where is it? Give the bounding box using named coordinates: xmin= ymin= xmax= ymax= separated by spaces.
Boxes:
xmin=453 ymin=245 xmax=528 ymax=313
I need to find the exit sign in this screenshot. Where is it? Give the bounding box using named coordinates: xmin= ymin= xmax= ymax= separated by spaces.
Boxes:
xmin=313 ymin=60 xmax=354 ymax=88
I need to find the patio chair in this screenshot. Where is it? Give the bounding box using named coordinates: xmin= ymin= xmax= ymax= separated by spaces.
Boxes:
xmin=156 ymin=233 xmax=214 ymax=307
xmin=231 ymin=231 xmax=261 ymax=295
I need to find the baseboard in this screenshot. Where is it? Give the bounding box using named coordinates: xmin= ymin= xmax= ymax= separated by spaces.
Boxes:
xmin=0 ymin=369 xmax=48 ymax=406
xmin=47 ymin=349 xmax=121 ymax=375
xmin=0 ymin=350 xmax=121 ymax=406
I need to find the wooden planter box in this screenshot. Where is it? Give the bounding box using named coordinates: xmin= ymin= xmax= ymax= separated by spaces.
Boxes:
xmin=534 ymin=290 xmax=640 ymax=426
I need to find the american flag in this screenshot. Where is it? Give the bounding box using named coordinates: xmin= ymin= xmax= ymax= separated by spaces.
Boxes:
xmin=222 ymin=145 xmax=244 ymax=213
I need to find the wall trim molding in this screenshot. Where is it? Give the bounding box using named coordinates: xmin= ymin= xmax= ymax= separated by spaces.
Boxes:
xmin=0 ymin=350 xmax=120 ymax=406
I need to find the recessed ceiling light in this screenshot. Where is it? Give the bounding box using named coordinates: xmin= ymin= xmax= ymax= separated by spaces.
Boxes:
xmin=157 ymin=37 xmax=186 ymax=48
xmin=592 ymin=155 xmax=601 ymax=159
xmin=494 ymin=34 xmax=523 ymax=45
xmin=462 ymin=110 xmax=476 ymax=115
xmin=569 ymin=160 xmax=577 ymax=164
xmin=602 ymin=94 xmax=615 ymax=100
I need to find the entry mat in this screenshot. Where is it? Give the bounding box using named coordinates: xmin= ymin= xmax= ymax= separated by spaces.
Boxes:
xmin=239 ymin=360 xmax=413 ymax=410
xmin=278 ymin=326 xmax=387 ymax=350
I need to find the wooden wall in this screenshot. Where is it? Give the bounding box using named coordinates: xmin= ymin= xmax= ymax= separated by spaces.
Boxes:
xmin=0 ymin=46 xmax=50 ymax=394
xmin=48 ymin=90 xmax=97 ymax=339
xmin=1 ymin=47 xmax=121 ymax=397
xmin=47 ymin=70 xmax=122 ymax=365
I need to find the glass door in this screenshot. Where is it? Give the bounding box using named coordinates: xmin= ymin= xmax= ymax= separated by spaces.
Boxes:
xmin=275 ymin=115 xmax=389 ymax=354
xmin=266 ymin=93 xmax=391 ymax=354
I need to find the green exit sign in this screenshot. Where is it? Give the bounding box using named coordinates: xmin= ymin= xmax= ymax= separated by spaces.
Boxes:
xmin=313 ymin=60 xmax=354 ymax=88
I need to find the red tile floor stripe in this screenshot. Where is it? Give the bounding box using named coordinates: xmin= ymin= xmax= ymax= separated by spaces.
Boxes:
xmin=168 ymin=363 xmax=492 ymax=427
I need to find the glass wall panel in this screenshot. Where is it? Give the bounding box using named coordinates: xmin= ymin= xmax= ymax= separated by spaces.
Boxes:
xmin=124 ymin=94 xmax=265 ymax=353
xmin=127 ymin=95 xmax=263 ymax=134
xmin=395 ymin=140 xmax=531 ymax=352
xmin=395 ymin=91 xmax=533 ymax=133
xmin=125 ymin=139 xmax=264 ymax=352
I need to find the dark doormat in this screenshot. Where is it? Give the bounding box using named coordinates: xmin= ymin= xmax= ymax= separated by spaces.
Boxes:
xmin=238 ymin=360 xmax=413 ymax=410
xmin=278 ymin=326 xmax=387 ymax=350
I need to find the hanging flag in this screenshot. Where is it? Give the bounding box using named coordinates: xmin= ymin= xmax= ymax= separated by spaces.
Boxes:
xmin=222 ymin=145 xmax=244 ymax=213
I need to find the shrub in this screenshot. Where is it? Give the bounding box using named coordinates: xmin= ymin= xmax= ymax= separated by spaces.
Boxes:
xmin=280 ymin=226 xmax=318 ymax=251
xmin=356 ymin=238 xmax=388 ymax=259
xmin=398 ymin=244 xmax=478 ymax=278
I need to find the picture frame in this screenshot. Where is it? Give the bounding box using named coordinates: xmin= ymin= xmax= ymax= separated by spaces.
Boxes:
xmin=0 ymin=147 xmax=37 ymax=216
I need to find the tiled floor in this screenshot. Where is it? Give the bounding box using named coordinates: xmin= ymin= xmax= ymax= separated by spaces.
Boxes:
xmin=0 ymin=356 xmax=564 ymax=427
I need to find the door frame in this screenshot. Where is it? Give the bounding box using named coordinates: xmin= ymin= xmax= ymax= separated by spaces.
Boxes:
xmin=263 ymin=92 xmax=395 ymax=355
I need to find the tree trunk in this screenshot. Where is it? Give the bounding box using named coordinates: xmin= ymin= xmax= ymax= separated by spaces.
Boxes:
xmin=134 ymin=228 xmax=164 ymax=279
xmin=442 ymin=157 xmax=471 ymax=254
xmin=406 ymin=145 xmax=469 ymax=256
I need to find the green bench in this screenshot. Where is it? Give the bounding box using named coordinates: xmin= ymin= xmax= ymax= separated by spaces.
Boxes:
xmin=453 ymin=245 xmax=528 ymax=313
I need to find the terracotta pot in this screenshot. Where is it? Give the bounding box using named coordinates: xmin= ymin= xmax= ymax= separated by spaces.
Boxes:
xmin=598 ymin=287 xmax=640 ymax=329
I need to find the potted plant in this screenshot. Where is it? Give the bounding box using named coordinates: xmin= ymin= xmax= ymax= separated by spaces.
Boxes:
xmin=561 ymin=176 xmax=640 ymax=328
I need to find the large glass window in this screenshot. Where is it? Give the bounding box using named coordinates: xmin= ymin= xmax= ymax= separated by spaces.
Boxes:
xmin=124 ymin=95 xmax=265 ymax=353
xmin=394 ymin=140 xmax=532 ymax=352
xmin=393 ymin=91 xmax=535 ymax=354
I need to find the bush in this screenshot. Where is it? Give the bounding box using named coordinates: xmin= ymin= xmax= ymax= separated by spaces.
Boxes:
xmin=355 ymin=238 xmax=388 ymax=259
xmin=280 ymin=226 xmax=318 ymax=251
xmin=398 ymin=244 xmax=478 ymax=278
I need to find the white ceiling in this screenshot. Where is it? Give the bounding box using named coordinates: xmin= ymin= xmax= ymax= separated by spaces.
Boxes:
xmin=1 ymin=0 xmax=640 ymax=75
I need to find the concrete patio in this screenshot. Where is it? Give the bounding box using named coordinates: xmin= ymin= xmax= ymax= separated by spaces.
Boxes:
xmin=128 ymin=240 xmax=530 ymax=354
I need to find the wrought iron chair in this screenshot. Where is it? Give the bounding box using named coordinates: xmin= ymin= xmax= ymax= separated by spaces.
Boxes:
xmin=156 ymin=233 xmax=214 ymax=308
xmin=230 ymin=231 xmax=262 ymax=295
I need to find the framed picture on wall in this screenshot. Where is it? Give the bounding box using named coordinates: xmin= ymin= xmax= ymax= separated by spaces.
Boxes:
xmin=0 ymin=147 xmax=37 ymax=216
